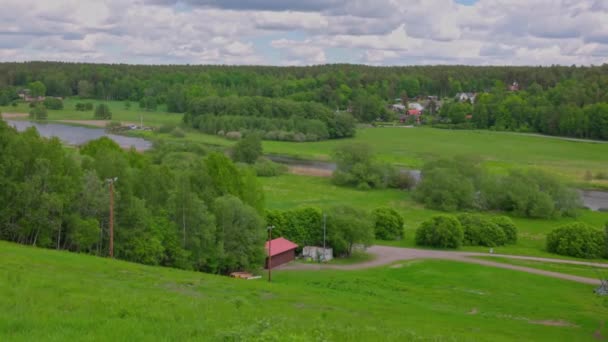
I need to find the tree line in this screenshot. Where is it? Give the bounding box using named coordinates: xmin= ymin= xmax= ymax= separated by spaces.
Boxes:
xmin=2 ymin=62 xmax=608 ymax=140
xmin=438 ymin=80 xmax=608 ymax=140
xmin=0 ymin=120 xmax=268 ymax=274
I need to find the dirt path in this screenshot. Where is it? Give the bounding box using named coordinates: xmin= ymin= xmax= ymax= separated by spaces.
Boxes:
xmin=279 ymin=245 xmax=607 ymax=285
xmin=1 ymin=112 xmax=28 ymax=119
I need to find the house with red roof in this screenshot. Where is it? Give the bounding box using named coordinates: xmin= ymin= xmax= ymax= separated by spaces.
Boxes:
xmin=265 ymin=237 xmax=298 ymax=269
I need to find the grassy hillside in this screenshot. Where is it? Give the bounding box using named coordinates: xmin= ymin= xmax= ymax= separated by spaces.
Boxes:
xmin=1 ymin=241 xmax=607 ymax=341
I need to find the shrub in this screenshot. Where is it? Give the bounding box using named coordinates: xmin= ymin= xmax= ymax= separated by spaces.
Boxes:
xmin=253 ymin=158 xmax=287 ymax=177
xmin=94 ymin=103 xmax=112 ymax=120
xmin=43 ymin=97 xmax=63 ymax=110
xmin=457 ymin=214 xmax=506 ymax=247
xmin=388 ymin=169 xmax=416 ymax=190
xmin=75 ymin=102 xmax=93 ymax=111
xmin=491 ymin=216 xmax=518 ymax=244
xmin=414 ymin=168 xmax=475 ymax=211
xmin=226 ymin=131 xmax=242 ymax=140
xmin=170 ymin=127 xmax=185 ymax=138
xmin=371 ymin=207 xmax=404 ymax=240
xmin=232 ymin=133 xmax=262 ymax=164
xmin=415 ymin=215 xmax=463 ymax=248
xmin=158 ymin=123 xmax=176 ymax=134
xmin=29 ymin=104 xmax=47 ymax=120
xmin=546 ymin=223 xmax=605 ymax=259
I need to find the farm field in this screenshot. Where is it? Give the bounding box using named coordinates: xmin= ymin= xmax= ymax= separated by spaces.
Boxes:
xmin=0 ymin=99 xmax=182 ymax=127
xmin=1 ymin=241 xmax=607 ymax=341
xmin=261 ymin=173 xmax=608 ymax=259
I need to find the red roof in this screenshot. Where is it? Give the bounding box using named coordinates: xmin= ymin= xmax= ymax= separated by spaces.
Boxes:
xmin=407 ymin=109 xmax=421 ymax=115
xmin=265 ymin=237 xmax=298 ymax=257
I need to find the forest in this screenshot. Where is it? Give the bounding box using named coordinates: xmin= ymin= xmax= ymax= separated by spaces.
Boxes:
xmin=1 ymin=62 xmax=608 ymax=140
xmin=0 ymin=119 xmax=268 ymax=273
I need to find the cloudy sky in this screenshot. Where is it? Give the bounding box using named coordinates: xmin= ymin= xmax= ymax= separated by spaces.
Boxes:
xmin=1 ymin=0 xmax=608 ymax=66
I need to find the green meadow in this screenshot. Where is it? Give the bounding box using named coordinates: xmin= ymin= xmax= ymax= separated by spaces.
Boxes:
xmin=261 ymin=173 xmax=608 ymax=259
xmin=1 ymin=99 xmax=182 ymax=126
xmin=1 ymin=241 xmax=607 ymax=341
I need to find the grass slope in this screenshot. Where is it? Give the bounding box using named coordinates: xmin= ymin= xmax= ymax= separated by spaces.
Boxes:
xmin=473 ymin=256 xmax=608 ymax=280
xmin=1 ymin=241 xmax=607 ymax=341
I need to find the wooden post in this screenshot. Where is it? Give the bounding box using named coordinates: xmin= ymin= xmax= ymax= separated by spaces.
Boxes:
xmin=109 ymin=180 xmax=114 ymax=258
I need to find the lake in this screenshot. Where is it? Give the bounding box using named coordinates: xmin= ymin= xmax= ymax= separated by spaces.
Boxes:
xmin=4 ymin=120 xmax=152 ymax=151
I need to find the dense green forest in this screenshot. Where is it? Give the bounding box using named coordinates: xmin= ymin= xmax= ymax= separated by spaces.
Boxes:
xmin=0 ymin=119 xmax=268 ymax=273
xmin=1 ymin=62 xmax=608 ymax=139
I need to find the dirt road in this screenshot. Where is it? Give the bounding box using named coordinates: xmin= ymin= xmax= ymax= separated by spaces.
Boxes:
xmin=279 ymin=245 xmax=608 ymax=285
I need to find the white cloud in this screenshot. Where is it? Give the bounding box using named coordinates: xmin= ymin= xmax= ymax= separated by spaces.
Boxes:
xmin=0 ymin=0 xmax=607 ymax=65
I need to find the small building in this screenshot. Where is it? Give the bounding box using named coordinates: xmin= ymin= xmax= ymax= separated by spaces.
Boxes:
xmin=265 ymin=237 xmax=298 ymax=269
xmin=408 ymin=102 xmax=424 ymax=111
xmin=302 ymin=246 xmax=333 ymax=262
xmin=390 ymin=104 xmax=406 ymax=112
xmin=509 ymin=81 xmax=520 ymax=92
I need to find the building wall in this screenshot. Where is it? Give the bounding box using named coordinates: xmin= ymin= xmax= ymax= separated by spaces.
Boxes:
xmin=265 ymin=249 xmax=295 ymax=269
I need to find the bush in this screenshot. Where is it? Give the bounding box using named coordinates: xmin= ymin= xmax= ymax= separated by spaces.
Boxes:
xmin=94 ymin=103 xmax=112 ymax=120
xmin=457 ymin=214 xmax=506 ymax=247
xmin=371 ymin=207 xmax=404 ymax=240
xmin=546 ymin=223 xmax=605 ymax=259
xmin=232 ymin=133 xmax=262 ymax=164
xmin=170 ymin=127 xmax=185 ymax=138
xmin=43 ymin=97 xmax=63 ymax=110
xmin=491 ymin=216 xmax=518 ymax=244
xmin=75 ymin=102 xmax=93 ymax=111
xmin=414 ymin=168 xmax=475 ymax=211
xmin=226 ymin=131 xmax=242 ymax=140
xmin=482 ymin=169 xmax=580 ymax=218
xmin=415 ymin=215 xmax=463 ymax=248
xmin=253 ymin=158 xmax=287 ymax=177
xmin=388 ymin=169 xmax=416 ymax=190
xmin=29 ymin=104 xmax=47 ymax=120
xmin=158 ymin=123 xmax=177 ymax=134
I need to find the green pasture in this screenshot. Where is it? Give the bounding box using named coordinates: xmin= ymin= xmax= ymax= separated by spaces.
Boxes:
xmin=472 ymin=256 xmax=608 ymax=280
xmin=1 ymin=99 xmax=182 ymax=127
xmin=1 ymin=241 xmax=606 ymax=341
xmin=261 ymin=173 xmax=608 ymax=259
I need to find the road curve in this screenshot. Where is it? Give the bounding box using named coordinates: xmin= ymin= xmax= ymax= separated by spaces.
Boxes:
xmin=278 ymin=245 xmax=607 ymax=285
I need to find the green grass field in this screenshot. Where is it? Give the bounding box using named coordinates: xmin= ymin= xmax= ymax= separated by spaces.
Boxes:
xmin=149 ymin=122 xmax=608 ymax=188
xmin=1 ymin=99 xmax=182 ymax=127
xmin=261 ymin=173 xmax=608 ymax=259
xmin=472 ymin=256 xmax=608 ymax=280
xmin=1 ymin=241 xmax=607 ymax=341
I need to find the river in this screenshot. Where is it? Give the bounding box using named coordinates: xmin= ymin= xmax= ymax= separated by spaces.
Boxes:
xmin=4 ymin=120 xmax=152 ymax=151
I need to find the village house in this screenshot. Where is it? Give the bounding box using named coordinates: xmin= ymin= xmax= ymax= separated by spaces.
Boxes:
xmin=455 ymin=92 xmax=477 ymax=104
xmin=509 ymin=81 xmax=520 ymax=92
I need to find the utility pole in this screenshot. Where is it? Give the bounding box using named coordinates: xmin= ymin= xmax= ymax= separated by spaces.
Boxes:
xmin=322 ymin=214 xmax=327 ymax=262
xmin=267 ymin=225 xmax=274 ymax=282
xmin=106 ymin=177 xmax=118 ymax=258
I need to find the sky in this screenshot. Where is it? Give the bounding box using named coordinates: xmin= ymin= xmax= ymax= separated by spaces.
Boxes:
xmin=1 ymin=0 xmax=608 ymax=66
